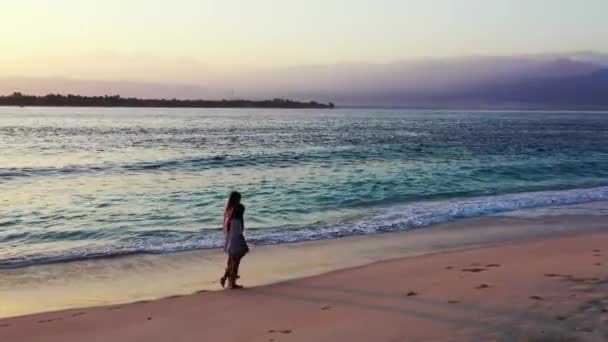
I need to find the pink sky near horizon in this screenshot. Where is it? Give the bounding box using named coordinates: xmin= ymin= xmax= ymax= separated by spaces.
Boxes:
xmin=1 ymin=0 xmax=607 ymax=82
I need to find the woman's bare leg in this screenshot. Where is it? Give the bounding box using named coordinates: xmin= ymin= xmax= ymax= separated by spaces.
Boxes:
xmin=220 ymin=256 xmax=231 ymax=288
xmin=229 ymin=256 xmax=242 ymax=289
xmin=234 ymin=257 xmax=242 ymax=280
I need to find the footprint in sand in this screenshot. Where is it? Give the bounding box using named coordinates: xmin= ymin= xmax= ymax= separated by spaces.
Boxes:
xmin=475 ymin=284 xmax=491 ymax=289
xmin=448 ymin=300 xmax=460 ymax=304
xmin=529 ymin=296 xmax=543 ymax=300
xmin=0 ymin=324 xmax=11 ymax=328
xmin=37 ymin=318 xmax=61 ymax=324
xmin=268 ymin=329 xmax=292 ymax=334
xmin=405 ymin=291 xmax=418 ymax=297
xmin=545 ymin=273 xmax=572 ymax=278
xmin=564 ymin=276 xmax=600 ymax=284
xmin=147 ymin=317 xmax=152 ymax=321
xmin=462 ymin=268 xmax=486 ymax=273
xmin=445 ymin=266 xmax=454 ymax=270
xmin=106 ymin=306 xmax=123 ymax=311
xmin=485 ymin=264 xmax=501 ymax=268
xmin=71 ymin=312 xmax=86 ymax=317
xmin=321 ymin=306 xmax=332 ymax=310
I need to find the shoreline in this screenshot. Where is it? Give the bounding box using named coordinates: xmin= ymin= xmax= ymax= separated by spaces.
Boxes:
xmin=2 ymin=229 xmax=607 ymax=341
xmin=4 ymin=185 xmax=608 ymax=271
xmin=2 ymin=204 xmax=608 ymax=319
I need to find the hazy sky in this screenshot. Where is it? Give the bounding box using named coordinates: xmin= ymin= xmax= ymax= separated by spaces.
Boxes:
xmin=2 ymin=0 xmax=608 ymax=81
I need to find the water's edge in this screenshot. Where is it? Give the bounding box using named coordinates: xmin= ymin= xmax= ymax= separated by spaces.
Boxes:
xmin=2 ymin=202 xmax=607 ymax=319
xmin=3 ymin=185 xmax=608 ymax=269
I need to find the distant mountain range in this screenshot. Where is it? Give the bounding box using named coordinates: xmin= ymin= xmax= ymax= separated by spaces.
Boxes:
xmin=468 ymin=68 xmax=608 ymax=109
xmin=278 ymin=56 xmax=608 ymax=109
xmin=1 ymin=52 xmax=607 ymax=109
xmin=348 ymin=64 xmax=608 ymax=109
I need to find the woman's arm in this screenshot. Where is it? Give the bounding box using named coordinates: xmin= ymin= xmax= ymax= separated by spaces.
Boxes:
xmin=223 ymin=210 xmax=232 ymax=251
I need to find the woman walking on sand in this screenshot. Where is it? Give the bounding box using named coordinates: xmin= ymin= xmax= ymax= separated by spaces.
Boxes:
xmin=220 ymin=191 xmax=249 ymax=289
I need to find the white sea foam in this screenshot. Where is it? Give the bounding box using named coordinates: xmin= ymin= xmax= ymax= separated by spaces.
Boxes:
xmin=3 ymin=186 xmax=608 ymax=269
xmin=250 ymin=185 xmax=608 ymax=244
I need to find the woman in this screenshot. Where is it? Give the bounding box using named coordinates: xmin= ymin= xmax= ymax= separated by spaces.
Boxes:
xmin=220 ymin=191 xmax=249 ymax=289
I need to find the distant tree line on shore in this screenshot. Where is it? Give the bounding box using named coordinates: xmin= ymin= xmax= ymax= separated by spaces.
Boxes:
xmin=0 ymin=92 xmax=335 ymax=109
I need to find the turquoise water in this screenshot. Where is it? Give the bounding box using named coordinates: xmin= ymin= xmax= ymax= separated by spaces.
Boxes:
xmin=2 ymin=107 xmax=608 ymax=268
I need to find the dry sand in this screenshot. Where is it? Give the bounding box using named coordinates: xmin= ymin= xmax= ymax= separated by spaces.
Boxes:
xmin=1 ymin=231 xmax=607 ymax=341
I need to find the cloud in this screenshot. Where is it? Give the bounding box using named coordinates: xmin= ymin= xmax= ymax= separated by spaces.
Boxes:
xmin=2 ymin=51 xmax=607 ymax=107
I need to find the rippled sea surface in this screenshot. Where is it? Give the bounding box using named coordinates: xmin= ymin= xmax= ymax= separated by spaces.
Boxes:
xmin=2 ymin=107 xmax=608 ymax=268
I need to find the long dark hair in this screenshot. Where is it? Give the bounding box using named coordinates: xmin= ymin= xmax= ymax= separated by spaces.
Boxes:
xmin=233 ymin=203 xmax=245 ymax=220
xmin=226 ymin=191 xmax=241 ymax=211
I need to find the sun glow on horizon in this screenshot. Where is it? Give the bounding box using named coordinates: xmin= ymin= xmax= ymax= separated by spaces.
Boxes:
xmin=1 ymin=0 xmax=607 ymax=82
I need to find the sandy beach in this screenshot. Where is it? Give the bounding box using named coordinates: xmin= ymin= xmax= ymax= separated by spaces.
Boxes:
xmin=2 ymin=228 xmax=607 ymax=341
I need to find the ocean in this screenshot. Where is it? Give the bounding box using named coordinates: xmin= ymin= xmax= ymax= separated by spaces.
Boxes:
xmin=2 ymin=107 xmax=608 ymax=269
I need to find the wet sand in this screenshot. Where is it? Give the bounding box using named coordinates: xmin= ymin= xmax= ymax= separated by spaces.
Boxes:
xmin=1 ymin=229 xmax=607 ymax=341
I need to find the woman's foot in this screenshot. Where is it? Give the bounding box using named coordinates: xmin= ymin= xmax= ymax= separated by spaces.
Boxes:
xmin=220 ymin=275 xmax=239 ymax=288
xmin=229 ymin=284 xmax=243 ymax=290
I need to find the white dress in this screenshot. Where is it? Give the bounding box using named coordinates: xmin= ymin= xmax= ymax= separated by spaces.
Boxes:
xmin=226 ymin=218 xmax=246 ymax=256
